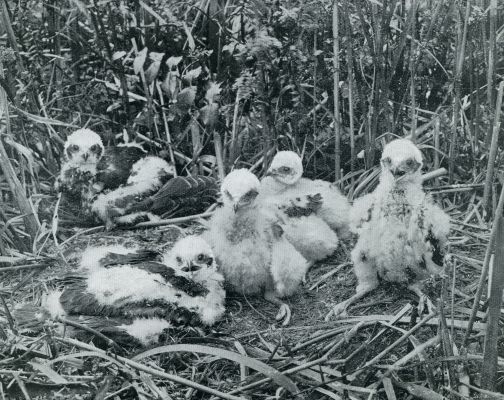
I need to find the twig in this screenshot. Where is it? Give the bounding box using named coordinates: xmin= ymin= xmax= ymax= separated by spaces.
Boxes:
xmin=309 ymin=263 xmax=350 ymax=291
xmin=132 ymin=212 xmax=214 ymax=229
xmin=53 ymin=337 xmax=245 ymax=400
xmin=229 ymin=322 xmax=368 ymax=395
xmin=362 ymin=312 xmax=436 ymax=370
xmin=421 ymin=168 xmax=447 ymax=183
xmin=0 ymin=263 xmax=50 ymax=272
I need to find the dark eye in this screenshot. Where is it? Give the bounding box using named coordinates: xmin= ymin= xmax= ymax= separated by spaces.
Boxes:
xmin=280 ymin=166 xmax=291 ymax=173
xmin=197 ymin=254 xmax=205 ymax=262
xmin=242 ymin=189 xmax=258 ymax=202
xmin=70 ymin=144 xmax=79 ymax=152
xmin=381 ymin=157 xmax=391 ymax=165
xmin=176 ymin=256 xmax=182 ymax=264
xmin=406 ymin=159 xmax=414 ymax=167
xmin=90 ymin=144 xmax=100 ymax=152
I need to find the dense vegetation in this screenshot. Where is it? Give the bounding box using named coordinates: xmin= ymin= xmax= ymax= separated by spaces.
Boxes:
xmin=1 ymin=0 xmax=504 ymax=399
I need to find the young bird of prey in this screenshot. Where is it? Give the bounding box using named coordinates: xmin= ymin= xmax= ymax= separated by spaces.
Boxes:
xmin=258 ymin=151 xmax=347 ymax=266
xmin=13 ymin=236 xmax=226 ymax=347
xmin=203 ymin=169 xmax=309 ymax=326
xmin=325 ymin=139 xmax=450 ymax=319
xmin=56 ymin=129 xmax=170 ymax=220
xmin=261 ymin=151 xmax=350 ymax=238
xmin=56 ymin=128 xmax=218 ymax=228
xmin=55 ymin=129 xmax=146 ymax=202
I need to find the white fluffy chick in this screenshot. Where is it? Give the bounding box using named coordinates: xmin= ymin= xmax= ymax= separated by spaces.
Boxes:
xmin=326 ymin=139 xmax=450 ymax=319
xmin=261 ymin=151 xmax=350 ymax=237
xmin=203 ymin=169 xmax=309 ymax=326
xmin=56 ymin=129 xmax=105 ymax=204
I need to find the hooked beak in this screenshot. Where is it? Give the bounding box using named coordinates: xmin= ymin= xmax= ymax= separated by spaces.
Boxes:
xmin=233 ymin=203 xmax=240 ymax=213
xmin=391 ymin=168 xmax=406 ymax=179
xmin=182 ymin=263 xmax=202 ymax=273
xmin=82 ymin=153 xmax=89 ymax=161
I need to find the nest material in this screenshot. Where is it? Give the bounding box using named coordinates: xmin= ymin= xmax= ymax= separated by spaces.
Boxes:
xmin=0 ymin=218 xmax=493 ymax=399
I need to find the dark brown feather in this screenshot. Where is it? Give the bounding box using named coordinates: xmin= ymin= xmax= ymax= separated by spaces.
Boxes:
xmin=96 ymin=146 xmax=146 ymax=190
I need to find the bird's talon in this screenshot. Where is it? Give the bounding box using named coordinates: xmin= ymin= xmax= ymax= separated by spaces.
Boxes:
xmin=275 ymin=304 xmax=291 ymax=326
xmin=325 ymin=303 xmax=347 ymax=321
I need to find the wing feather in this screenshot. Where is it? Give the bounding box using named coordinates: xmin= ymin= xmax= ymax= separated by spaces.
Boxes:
xmin=126 ymin=175 xmax=219 ymax=216
xmin=96 ymin=146 xmax=146 ymax=190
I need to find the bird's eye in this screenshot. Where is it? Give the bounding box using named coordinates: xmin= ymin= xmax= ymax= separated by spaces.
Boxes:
xmin=280 ymin=166 xmax=291 ymax=173
xmin=405 ymin=159 xmax=415 ymax=167
xmin=242 ymin=189 xmax=258 ymax=202
xmin=197 ymin=254 xmax=205 ymax=262
xmin=176 ymin=256 xmax=182 ymax=264
xmin=381 ymin=157 xmax=391 ymax=165
xmin=224 ymin=190 xmax=233 ymax=200
xmin=70 ymin=144 xmax=79 ymax=152
xmin=90 ymin=144 xmax=100 ymax=153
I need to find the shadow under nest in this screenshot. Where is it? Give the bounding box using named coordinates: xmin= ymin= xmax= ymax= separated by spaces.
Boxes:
xmin=0 ymin=223 xmax=491 ymax=399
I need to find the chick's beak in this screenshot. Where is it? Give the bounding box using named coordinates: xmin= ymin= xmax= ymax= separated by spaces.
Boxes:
xmin=391 ymin=167 xmax=406 ymax=178
xmin=233 ymin=203 xmax=240 ymax=213
xmin=182 ymin=262 xmax=202 ymax=273
xmin=82 ymin=153 xmax=89 ymax=161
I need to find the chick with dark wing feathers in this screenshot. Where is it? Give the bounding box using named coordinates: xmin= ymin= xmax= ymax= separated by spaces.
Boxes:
xmin=326 ymin=139 xmax=450 ymax=320
xmin=12 ymin=236 xmax=225 ymax=348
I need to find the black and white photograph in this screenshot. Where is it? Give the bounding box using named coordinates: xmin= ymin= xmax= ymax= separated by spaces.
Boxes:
xmin=0 ymin=0 xmax=503 ymax=398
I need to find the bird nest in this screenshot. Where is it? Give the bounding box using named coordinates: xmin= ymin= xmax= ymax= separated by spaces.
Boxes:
xmin=0 ymin=218 xmax=495 ymax=399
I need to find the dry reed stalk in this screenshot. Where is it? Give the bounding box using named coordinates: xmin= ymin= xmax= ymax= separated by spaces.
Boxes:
xmin=482 ymin=80 xmax=504 ymax=214
xmin=228 ymin=322 xmax=368 ymax=395
xmin=463 ymin=179 xmax=504 ymax=346
xmin=481 ymin=215 xmax=504 ymax=394
xmin=433 ymin=117 xmax=440 ymax=170
xmin=53 ymin=337 xmax=245 ymax=400
xmin=229 ymin=89 xmax=241 ymax=169
xmin=448 ymin=0 xmax=471 ymax=181
xmin=408 ymin=0 xmax=418 ymax=143
xmin=362 ymin=312 xmax=436 ymax=370
xmin=391 ymin=378 xmax=445 ymax=400
xmin=213 ymin=130 xmax=226 ymax=180
xmin=0 ymin=61 xmax=40 ymax=242
xmin=380 ymin=335 xmax=441 ymax=380
xmin=155 ymin=81 xmax=177 ymax=173
xmin=485 ymin=0 xmax=497 ymax=146
xmin=132 ymin=211 xmax=214 ymax=228
xmin=343 ymin=0 xmax=356 ymax=179
xmin=332 ymin=0 xmax=341 ymax=183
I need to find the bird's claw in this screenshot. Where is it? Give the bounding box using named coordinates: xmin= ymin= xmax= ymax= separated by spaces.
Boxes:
xmin=275 ymin=303 xmax=291 ymax=326
xmin=417 ymin=294 xmax=436 ymax=315
xmin=324 ymin=302 xmax=348 ymax=321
